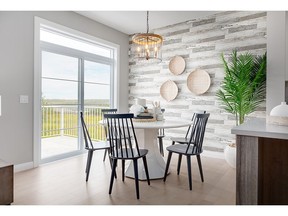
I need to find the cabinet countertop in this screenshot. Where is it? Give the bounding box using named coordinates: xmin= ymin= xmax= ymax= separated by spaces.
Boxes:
xmin=231 ymin=118 xmax=288 ymax=140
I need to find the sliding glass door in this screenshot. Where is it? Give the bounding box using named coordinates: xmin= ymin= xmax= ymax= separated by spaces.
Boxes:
xmin=39 ymin=25 xmax=116 ymax=163
xmin=41 ymin=52 xmax=114 ymax=162
xmin=41 ymin=51 xmax=80 ymax=159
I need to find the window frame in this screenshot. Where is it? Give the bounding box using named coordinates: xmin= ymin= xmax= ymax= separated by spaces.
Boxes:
xmin=34 ymin=17 xmax=120 ymax=167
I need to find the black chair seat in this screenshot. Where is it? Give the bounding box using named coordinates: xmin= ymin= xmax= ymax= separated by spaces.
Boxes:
xmin=111 ymin=149 xmax=148 ymax=160
xmin=166 ymin=144 xmax=202 ymax=155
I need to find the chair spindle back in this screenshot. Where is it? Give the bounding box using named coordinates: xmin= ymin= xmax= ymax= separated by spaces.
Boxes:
xmin=186 ymin=113 xmax=210 ymax=154
xmin=185 ymin=110 xmax=206 ymax=139
xmin=104 ymin=113 xmax=140 ymax=159
xmin=101 ymin=109 xmax=117 ymax=139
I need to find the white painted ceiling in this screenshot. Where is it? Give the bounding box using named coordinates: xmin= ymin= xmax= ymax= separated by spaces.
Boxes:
xmin=76 ymin=11 xmax=217 ymax=35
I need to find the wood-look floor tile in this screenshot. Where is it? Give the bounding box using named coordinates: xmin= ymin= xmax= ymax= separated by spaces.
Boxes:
xmin=13 ymin=151 xmax=236 ymax=205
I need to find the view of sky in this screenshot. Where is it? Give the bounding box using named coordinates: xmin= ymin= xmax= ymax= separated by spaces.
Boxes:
xmin=41 ymin=30 xmax=111 ymax=101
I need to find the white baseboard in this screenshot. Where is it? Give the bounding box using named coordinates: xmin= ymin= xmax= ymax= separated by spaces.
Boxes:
xmin=14 ymin=161 xmax=34 ymax=173
xmin=202 ymin=150 xmax=224 ymax=159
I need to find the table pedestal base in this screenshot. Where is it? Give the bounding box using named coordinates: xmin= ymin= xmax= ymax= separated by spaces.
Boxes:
xmin=125 ymin=128 xmax=168 ymax=180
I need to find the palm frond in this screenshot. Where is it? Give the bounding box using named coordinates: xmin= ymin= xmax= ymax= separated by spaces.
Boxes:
xmin=216 ymin=50 xmax=266 ymax=125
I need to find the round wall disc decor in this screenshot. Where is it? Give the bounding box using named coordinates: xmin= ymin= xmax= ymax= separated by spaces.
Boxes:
xmin=169 ymin=56 xmax=186 ymax=75
xmin=160 ymin=80 xmax=178 ymax=102
xmin=187 ymin=69 xmax=211 ymax=95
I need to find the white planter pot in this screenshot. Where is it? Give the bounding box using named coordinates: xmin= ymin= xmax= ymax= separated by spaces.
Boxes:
xmin=224 ymin=145 xmax=236 ymax=168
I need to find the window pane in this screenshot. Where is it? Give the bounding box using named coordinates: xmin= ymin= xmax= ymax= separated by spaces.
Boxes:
xmin=84 ymin=83 xmax=110 ymax=106
xmin=84 ymin=60 xmax=111 ymax=84
xmin=41 ymin=29 xmax=111 ymax=58
xmin=42 ymin=51 xmax=78 ymax=81
xmin=41 ymin=129 xmax=78 ymax=158
xmin=83 ymin=108 xmax=105 ymax=141
xmin=42 ymin=79 xmax=79 ymax=105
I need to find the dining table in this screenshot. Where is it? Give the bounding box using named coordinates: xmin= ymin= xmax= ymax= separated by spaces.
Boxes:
xmin=125 ymin=119 xmax=192 ymax=180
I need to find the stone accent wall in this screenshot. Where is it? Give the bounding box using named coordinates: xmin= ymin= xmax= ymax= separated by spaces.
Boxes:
xmin=128 ymin=11 xmax=267 ymax=152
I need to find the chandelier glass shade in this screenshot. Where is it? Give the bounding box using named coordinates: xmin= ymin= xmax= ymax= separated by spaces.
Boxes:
xmin=131 ymin=11 xmax=163 ymax=62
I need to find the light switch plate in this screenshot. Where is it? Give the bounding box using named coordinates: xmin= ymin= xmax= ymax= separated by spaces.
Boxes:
xmin=20 ymin=95 xmax=29 ymax=104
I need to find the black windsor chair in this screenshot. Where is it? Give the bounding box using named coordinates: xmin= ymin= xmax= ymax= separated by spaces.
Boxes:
xmin=104 ymin=113 xmax=150 ymax=199
xmin=80 ymin=111 xmax=110 ymax=182
xmin=163 ymin=113 xmax=210 ymax=190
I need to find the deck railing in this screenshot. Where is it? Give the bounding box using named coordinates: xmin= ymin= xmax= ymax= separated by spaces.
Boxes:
xmin=42 ymin=105 xmax=108 ymax=141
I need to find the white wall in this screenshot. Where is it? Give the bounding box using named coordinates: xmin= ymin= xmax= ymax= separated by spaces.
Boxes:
xmin=128 ymin=11 xmax=267 ymax=152
xmin=0 ymin=11 xmax=129 ymax=165
xmin=266 ymin=11 xmax=287 ymax=113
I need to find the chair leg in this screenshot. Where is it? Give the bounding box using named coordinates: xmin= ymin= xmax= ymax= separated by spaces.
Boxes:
xmin=196 ymin=155 xmax=204 ymax=182
xmin=158 ymin=137 xmax=164 ymax=156
xmin=133 ymin=159 xmax=140 ymax=199
xmin=142 ymin=156 xmax=150 ymax=185
xmin=108 ymin=149 xmax=117 ymax=179
xmin=122 ymin=160 xmax=125 ymax=182
xmin=163 ymin=152 xmax=172 ymax=182
xmin=85 ymin=150 xmax=91 ymax=173
xmin=109 ymin=159 xmax=117 ymax=195
xmin=187 ymin=155 xmax=192 ymax=190
xmin=103 ymin=149 xmax=108 ymax=161
xmin=86 ymin=150 xmax=94 ymax=182
xmin=177 ymin=154 xmax=182 ymax=175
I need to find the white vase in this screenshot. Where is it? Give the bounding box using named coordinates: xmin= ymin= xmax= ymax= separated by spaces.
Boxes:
xmin=224 ymin=145 xmax=236 ymax=168
xmin=270 ymin=102 xmax=288 ymax=117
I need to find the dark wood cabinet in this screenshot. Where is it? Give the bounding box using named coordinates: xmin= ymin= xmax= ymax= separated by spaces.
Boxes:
xmin=232 ymin=119 xmax=288 ymax=205
xmin=0 ymin=159 xmax=13 ymax=205
xmin=236 ymin=135 xmax=288 ymax=205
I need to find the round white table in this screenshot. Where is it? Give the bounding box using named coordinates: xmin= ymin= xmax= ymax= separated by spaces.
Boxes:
xmin=125 ymin=119 xmax=192 ymax=180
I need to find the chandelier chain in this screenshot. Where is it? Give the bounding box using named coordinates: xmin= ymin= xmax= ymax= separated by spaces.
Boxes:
xmin=146 ymin=11 xmax=149 ymax=34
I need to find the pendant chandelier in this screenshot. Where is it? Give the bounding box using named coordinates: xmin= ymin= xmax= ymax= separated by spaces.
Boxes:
xmin=132 ymin=11 xmax=163 ymax=62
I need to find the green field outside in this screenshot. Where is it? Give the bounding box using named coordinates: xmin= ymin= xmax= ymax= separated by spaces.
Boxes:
xmin=42 ymin=107 xmax=106 ymax=141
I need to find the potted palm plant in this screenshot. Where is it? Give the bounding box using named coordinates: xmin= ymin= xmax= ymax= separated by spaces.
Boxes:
xmin=216 ymin=50 xmax=266 ymax=168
